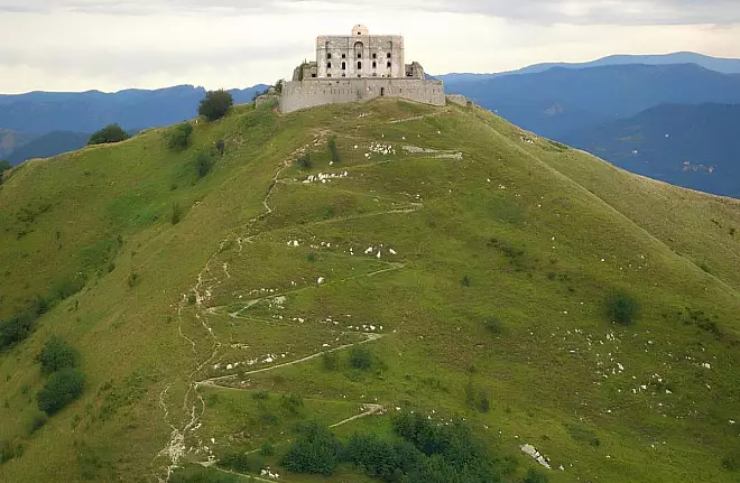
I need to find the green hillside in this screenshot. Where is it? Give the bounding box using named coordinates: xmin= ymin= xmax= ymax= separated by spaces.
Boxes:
xmin=0 ymin=98 xmax=739 ymax=483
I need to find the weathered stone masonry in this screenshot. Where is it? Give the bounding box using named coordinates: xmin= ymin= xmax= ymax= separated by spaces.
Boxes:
xmin=278 ymin=25 xmax=445 ymax=113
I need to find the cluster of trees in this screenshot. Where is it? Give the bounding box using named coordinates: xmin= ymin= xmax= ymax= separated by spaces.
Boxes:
xmin=167 ymin=122 xmax=194 ymax=151
xmin=88 ymin=124 xmax=130 ymax=145
xmin=199 ymin=90 xmax=233 ymax=121
xmin=36 ymin=337 xmax=84 ymax=415
xmin=279 ymin=412 xmax=533 ymax=482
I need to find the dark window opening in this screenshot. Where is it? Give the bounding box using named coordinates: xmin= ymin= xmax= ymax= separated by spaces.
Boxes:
xmin=357 ymin=52 xmax=362 ymax=59
xmin=372 ymin=53 xmax=377 ymax=59
xmin=357 ymin=61 xmax=362 ymax=69
xmin=327 ymin=62 xmax=332 ymax=68
xmin=387 ymin=61 xmax=392 ymax=68
xmin=372 ymin=61 xmax=377 ymax=68
xmin=311 ymin=73 xmax=317 ymax=78
xmin=387 ymin=52 xmax=391 ymax=58
xmin=341 ymin=62 xmax=346 ymax=70
xmin=341 ymin=53 xmax=346 ymax=59
xmin=327 ymin=73 xmax=332 ymax=77
xmin=380 ymin=87 xmax=385 ymax=96
xmin=327 ymin=53 xmax=332 ymax=59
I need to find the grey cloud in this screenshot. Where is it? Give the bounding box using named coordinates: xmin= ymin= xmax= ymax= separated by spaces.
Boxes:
xmin=2 ymin=0 xmax=740 ymax=24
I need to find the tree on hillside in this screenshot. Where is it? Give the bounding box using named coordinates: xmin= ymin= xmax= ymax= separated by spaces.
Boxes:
xmin=88 ymin=124 xmax=130 ymax=145
xmin=37 ymin=368 xmax=85 ymax=415
xmin=198 ymin=89 xmax=233 ymax=121
xmin=37 ymin=337 xmax=78 ymax=374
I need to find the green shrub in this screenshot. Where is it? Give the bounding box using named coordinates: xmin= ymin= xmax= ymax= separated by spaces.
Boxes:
xmin=0 ymin=312 xmax=36 ymax=351
xmin=199 ymin=90 xmax=233 ymax=121
xmin=196 ymin=152 xmax=215 ymax=178
xmin=605 ymin=292 xmax=639 ymax=325
xmin=0 ymin=440 xmax=23 ymax=464
xmin=37 ymin=337 xmax=78 ymax=374
xmin=88 ymin=124 xmax=129 ymax=145
xmin=215 ymin=139 xmax=225 ymax=156
xmin=218 ymin=450 xmax=263 ymax=473
xmin=461 ymin=275 xmax=471 ymax=287
xmin=281 ymin=422 xmax=342 ymax=475
xmin=37 ymin=368 xmax=85 ymax=415
xmin=295 ymin=153 xmax=312 ymax=170
xmin=484 ymin=317 xmax=503 ymax=334
xmin=348 ymin=346 xmax=373 ymax=370
xmin=328 ymin=137 xmax=341 ymax=164
xmin=171 ymin=203 xmax=183 ymax=225
xmin=465 ymin=381 xmax=491 ymax=413
xmin=252 ymin=390 xmax=269 ymax=400
xmin=167 ymin=123 xmax=194 ymax=151
xmin=260 ymin=441 xmax=275 ymax=456
xmin=280 ymin=393 xmax=304 ymax=415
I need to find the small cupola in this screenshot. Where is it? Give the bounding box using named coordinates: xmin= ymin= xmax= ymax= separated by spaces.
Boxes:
xmin=352 ymin=24 xmax=369 ymax=36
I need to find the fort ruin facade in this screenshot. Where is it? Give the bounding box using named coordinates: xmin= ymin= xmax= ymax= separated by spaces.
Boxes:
xmin=278 ymin=25 xmax=445 ymax=113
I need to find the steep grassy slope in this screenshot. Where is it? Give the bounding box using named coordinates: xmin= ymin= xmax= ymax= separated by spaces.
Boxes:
xmin=0 ymin=99 xmax=738 ymax=483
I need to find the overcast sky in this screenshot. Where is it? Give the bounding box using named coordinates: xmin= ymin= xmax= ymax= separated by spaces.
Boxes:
xmin=1 ymin=0 xmax=739 ymax=93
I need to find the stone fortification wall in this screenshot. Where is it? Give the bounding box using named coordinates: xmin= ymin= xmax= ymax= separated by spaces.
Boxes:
xmin=279 ymin=78 xmax=445 ymax=113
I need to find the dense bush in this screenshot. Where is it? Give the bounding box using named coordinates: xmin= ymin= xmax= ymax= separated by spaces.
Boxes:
xmin=0 ymin=312 xmax=35 ymax=350
xmin=37 ymin=337 xmax=78 ymax=374
xmin=605 ymin=292 xmax=639 ymax=325
xmin=294 ymin=153 xmax=312 ymax=170
xmin=199 ymin=90 xmax=233 ymax=121
xmin=328 ymin=137 xmax=341 ymax=164
xmin=196 ymin=152 xmax=215 ymax=178
xmin=283 ymin=412 xmax=502 ymax=482
xmin=88 ymin=124 xmax=129 ymax=145
xmin=37 ymin=368 xmax=85 ymax=415
xmin=215 ymin=139 xmax=225 ymax=156
xmin=348 ymin=346 xmax=373 ymax=370
xmin=280 ymin=422 xmax=342 ymax=475
xmin=167 ymin=123 xmax=194 ymax=151
xmin=0 ymin=440 xmax=23 ymax=464
xmin=171 ymin=203 xmax=183 ymax=225
xmin=219 ymin=451 xmax=264 ymax=474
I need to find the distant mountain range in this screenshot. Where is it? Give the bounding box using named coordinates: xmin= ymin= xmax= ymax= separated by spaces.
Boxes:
xmin=442 ymin=63 xmax=740 ymax=139
xmin=563 ymin=103 xmax=740 ymax=197
xmin=0 ymin=84 xmax=267 ymax=165
xmin=438 ymin=51 xmax=740 ymax=82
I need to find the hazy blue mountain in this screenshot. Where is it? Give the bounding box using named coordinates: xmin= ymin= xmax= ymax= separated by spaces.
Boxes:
xmin=444 ymin=63 xmax=740 ymax=139
xmin=0 ymin=84 xmax=268 ymax=134
xmin=0 ymin=129 xmax=33 ymax=159
xmin=6 ymin=131 xmax=90 ymax=164
xmin=563 ymin=103 xmax=740 ymax=197
xmin=438 ymin=51 xmax=740 ymax=82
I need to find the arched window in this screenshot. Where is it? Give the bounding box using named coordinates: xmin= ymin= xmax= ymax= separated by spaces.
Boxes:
xmin=341 ymin=61 xmax=346 ymax=70
xmin=327 ymin=62 xmax=332 ymax=69
xmin=357 ymin=61 xmax=362 ymax=70
xmin=372 ymin=61 xmax=377 ymax=68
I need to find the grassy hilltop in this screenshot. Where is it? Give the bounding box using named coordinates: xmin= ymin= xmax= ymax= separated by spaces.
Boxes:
xmin=0 ymin=98 xmax=739 ymax=483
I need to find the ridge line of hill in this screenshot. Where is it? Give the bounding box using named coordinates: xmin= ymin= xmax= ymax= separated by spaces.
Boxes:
xmin=470 ymin=107 xmax=740 ymax=297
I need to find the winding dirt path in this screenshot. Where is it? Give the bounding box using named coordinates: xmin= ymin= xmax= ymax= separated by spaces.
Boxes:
xmin=155 ymin=131 xmax=422 ymax=481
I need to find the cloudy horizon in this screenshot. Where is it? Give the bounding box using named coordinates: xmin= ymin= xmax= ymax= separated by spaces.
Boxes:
xmin=1 ymin=0 xmax=739 ymax=94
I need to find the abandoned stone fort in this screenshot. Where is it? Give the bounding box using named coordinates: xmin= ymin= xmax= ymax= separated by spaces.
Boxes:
xmin=276 ymin=25 xmax=449 ymax=113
